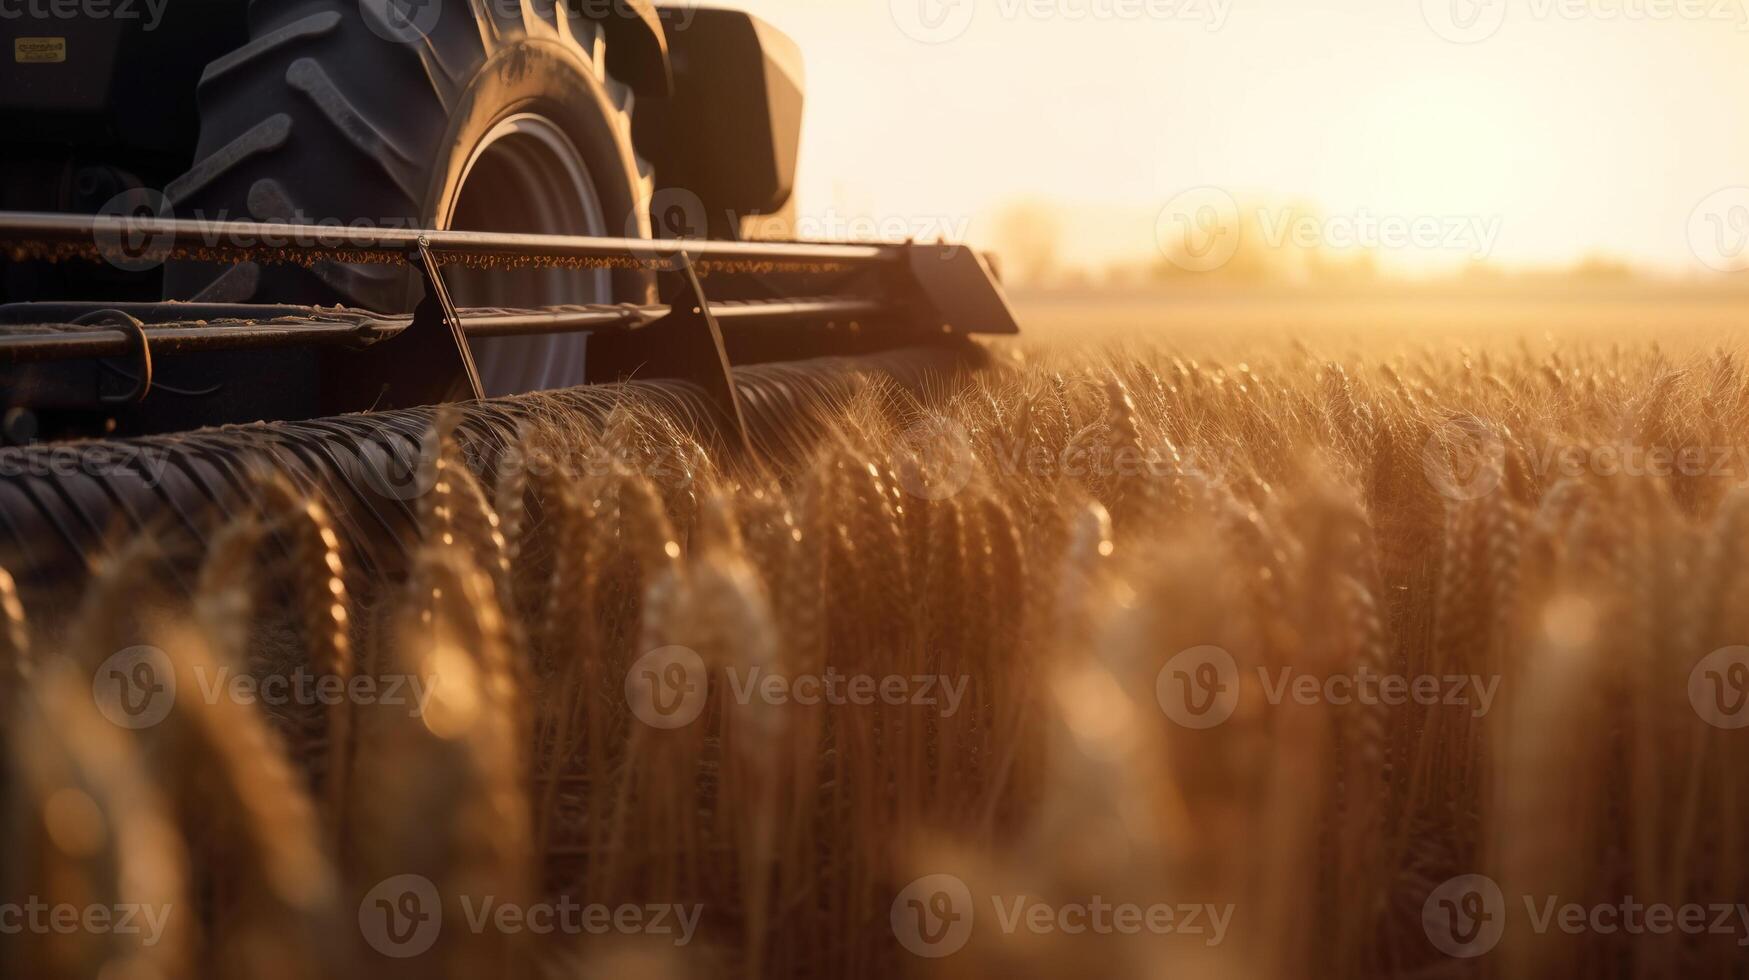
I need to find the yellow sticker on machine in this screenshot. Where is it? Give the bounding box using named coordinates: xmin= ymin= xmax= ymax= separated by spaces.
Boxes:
xmin=14 ymin=38 xmax=66 ymax=64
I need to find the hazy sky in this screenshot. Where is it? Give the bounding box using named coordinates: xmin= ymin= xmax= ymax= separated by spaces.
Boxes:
xmin=723 ymin=0 xmax=1749 ymax=276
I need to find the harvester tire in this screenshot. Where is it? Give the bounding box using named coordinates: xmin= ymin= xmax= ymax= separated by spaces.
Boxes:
xmin=160 ymin=0 xmax=656 ymax=393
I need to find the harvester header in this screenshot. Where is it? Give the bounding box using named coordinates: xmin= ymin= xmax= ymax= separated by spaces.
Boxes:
xmin=0 ymin=210 xmax=1018 ymax=438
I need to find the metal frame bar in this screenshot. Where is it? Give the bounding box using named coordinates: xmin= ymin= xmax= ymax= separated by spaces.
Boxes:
xmin=412 ymin=235 xmax=485 ymax=401
xmin=0 ymin=208 xmax=1018 ymax=434
xmin=585 ymin=254 xmax=755 ymax=453
xmin=0 ymin=297 xmax=892 ymax=364
xmin=0 ymin=211 xmax=894 ymax=269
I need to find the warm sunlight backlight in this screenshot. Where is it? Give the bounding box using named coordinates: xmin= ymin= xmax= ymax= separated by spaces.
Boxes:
xmin=735 ymin=0 xmax=1749 ymax=277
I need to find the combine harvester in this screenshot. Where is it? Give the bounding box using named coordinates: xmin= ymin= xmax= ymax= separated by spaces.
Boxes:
xmin=0 ymin=2 xmax=1018 ymax=595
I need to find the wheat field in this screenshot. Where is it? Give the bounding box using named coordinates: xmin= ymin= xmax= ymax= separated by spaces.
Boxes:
xmin=4 ymin=324 xmax=1749 ymax=978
